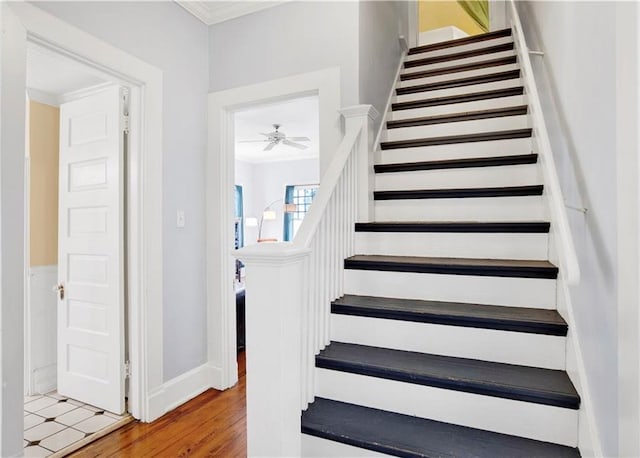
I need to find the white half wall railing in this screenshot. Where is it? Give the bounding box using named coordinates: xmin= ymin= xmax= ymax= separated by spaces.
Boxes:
xmin=235 ymin=105 xmax=378 ymax=457
xmin=508 ymin=0 xmax=581 ymax=285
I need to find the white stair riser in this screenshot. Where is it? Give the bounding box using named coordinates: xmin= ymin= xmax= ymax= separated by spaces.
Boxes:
xmin=377 ymin=138 xmax=533 ymax=163
xmin=398 ymin=63 xmax=520 ymax=89
xmin=389 ymin=95 xmax=527 ymax=121
xmin=302 ymin=434 xmax=390 ymax=457
xmin=375 ymin=196 xmax=546 ymax=223
xmin=402 ymin=50 xmax=516 ymax=74
xmin=354 ymin=231 xmax=548 ymax=260
xmin=331 ymin=315 xmax=565 ymax=370
xmin=316 ymin=370 xmax=578 ymax=447
xmin=406 ymin=36 xmax=514 ymax=62
xmin=375 ymin=163 xmax=540 ymax=191
xmin=344 ymin=269 xmax=556 ymax=309
xmin=383 ymin=115 xmax=530 ymax=142
xmin=394 ymin=78 xmax=522 ymax=104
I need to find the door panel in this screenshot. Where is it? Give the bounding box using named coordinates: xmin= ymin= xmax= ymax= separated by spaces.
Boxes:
xmin=57 ymin=86 xmax=125 ymax=414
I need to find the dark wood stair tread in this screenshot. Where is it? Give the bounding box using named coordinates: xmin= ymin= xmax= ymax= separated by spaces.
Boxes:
xmin=409 ymin=28 xmax=512 ymax=55
xmin=316 ymin=342 xmax=579 ymax=409
xmin=380 ymin=129 xmax=532 ymax=150
xmin=374 ymin=185 xmax=543 ymax=200
xmin=387 ymin=106 xmax=528 ymax=130
xmin=402 ymin=55 xmax=518 ymax=81
xmin=393 ymin=87 xmax=524 ymax=111
xmin=344 ymin=254 xmax=558 ymax=279
xmin=374 ymin=154 xmax=537 ymax=173
xmin=302 ymin=398 xmax=581 ymax=457
xmin=405 ymin=42 xmax=514 ymax=69
xmin=332 ymin=294 xmax=567 ymax=336
xmin=355 ymin=221 xmax=550 ymax=233
xmin=397 ymin=69 xmax=520 ymax=96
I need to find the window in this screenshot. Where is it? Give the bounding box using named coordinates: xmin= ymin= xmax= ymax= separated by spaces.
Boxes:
xmin=234 ymin=185 xmax=244 ymax=248
xmin=283 ymin=184 xmax=319 ymax=241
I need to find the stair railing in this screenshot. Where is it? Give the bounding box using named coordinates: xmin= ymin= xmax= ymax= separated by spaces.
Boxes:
xmin=235 ymin=105 xmax=378 ymax=457
xmin=508 ymin=1 xmax=581 ymax=285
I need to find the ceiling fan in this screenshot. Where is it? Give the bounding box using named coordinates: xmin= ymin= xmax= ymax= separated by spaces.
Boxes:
xmin=239 ymin=124 xmax=311 ymax=151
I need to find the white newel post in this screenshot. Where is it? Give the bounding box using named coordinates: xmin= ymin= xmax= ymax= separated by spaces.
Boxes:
xmin=234 ymin=243 xmax=311 ymax=458
xmin=339 ymin=105 xmax=379 ymax=223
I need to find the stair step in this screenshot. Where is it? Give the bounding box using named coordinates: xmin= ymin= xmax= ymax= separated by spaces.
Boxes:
xmin=374 ymin=185 xmax=543 ymax=200
xmin=387 ymin=106 xmax=528 ymax=130
xmin=344 ymin=255 xmax=558 ymax=279
xmin=402 ymin=55 xmax=518 ymax=82
xmin=409 ymin=28 xmax=513 ymax=56
xmin=392 ymin=87 xmax=524 ymax=112
xmin=405 ymin=42 xmax=515 ymax=69
xmin=355 ymin=221 xmax=549 ymax=233
xmin=332 ymin=295 xmax=567 ymax=336
xmin=375 ymin=153 xmax=537 ymax=173
xmin=317 ymin=342 xmax=579 ymax=408
xmin=397 ymin=69 xmax=521 ymax=96
xmin=302 ymin=398 xmax=581 ymax=458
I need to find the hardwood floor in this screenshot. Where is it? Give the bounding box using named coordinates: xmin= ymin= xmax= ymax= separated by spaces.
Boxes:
xmin=69 ymin=353 xmax=247 ymax=457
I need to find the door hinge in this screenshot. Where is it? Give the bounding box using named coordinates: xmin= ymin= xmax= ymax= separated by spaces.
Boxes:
xmin=124 ymin=360 xmax=131 ymax=379
xmin=122 ymin=114 xmax=130 ymax=134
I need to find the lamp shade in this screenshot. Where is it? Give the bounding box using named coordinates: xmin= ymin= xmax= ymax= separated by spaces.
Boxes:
xmin=262 ymin=210 xmax=277 ymax=221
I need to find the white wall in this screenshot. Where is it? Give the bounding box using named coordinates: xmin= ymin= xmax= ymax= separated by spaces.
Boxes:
xmin=236 ymin=158 xmax=319 ymax=245
xmin=516 ymin=2 xmax=618 ymax=455
xmin=33 ymin=1 xmax=210 ymax=381
xmin=208 ymin=2 xmax=359 ymax=107
xmin=235 ymin=159 xmax=255 ymax=243
xmin=359 ymin=1 xmax=407 ymax=134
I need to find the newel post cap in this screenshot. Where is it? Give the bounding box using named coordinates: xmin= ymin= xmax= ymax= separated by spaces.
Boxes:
xmin=234 ymin=242 xmax=310 ymax=266
xmin=339 ymin=104 xmax=379 ymax=121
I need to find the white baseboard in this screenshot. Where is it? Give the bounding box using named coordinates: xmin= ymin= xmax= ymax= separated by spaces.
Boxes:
xmin=33 ymin=364 xmax=56 ymax=395
xmin=146 ymin=363 xmax=221 ymax=422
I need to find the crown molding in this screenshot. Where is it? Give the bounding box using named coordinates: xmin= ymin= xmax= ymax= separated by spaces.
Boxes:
xmin=175 ymin=1 xmax=289 ymax=26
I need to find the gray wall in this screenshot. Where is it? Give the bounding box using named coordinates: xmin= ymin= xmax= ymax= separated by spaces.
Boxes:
xmin=34 ymin=1 xmax=210 ymax=381
xmin=517 ymin=2 xmax=618 ymax=455
xmin=358 ymin=1 xmax=407 ymax=133
xmin=208 ymin=1 xmax=360 ymax=107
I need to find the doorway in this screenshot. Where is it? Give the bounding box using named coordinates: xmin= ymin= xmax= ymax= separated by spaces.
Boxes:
xmin=23 ymin=42 xmax=133 ymax=457
xmin=207 ymin=68 xmax=341 ymax=391
xmin=232 ymin=95 xmax=321 ymax=379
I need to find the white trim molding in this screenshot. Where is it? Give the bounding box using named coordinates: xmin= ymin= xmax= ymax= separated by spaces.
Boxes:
xmin=175 ymin=1 xmax=289 ymax=26
xmin=147 ymin=362 xmax=214 ymax=420
xmin=5 ymin=2 xmax=164 ymax=432
xmin=207 ymin=68 xmax=341 ymax=392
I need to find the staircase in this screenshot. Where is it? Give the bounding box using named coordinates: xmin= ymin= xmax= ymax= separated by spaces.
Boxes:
xmin=300 ymin=28 xmax=582 ymax=457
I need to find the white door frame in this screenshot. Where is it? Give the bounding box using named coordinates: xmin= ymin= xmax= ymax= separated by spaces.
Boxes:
xmin=6 ymin=2 xmax=164 ymax=426
xmin=206 ymin=68 xmax=341 ymax=389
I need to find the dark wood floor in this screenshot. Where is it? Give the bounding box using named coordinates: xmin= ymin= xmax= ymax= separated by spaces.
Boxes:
xmin=70 ymin=353 xmax=247 ymax=457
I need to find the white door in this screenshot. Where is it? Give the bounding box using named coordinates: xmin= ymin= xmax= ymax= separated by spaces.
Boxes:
xmin=57 ymin=86 xmax=126 ymax=414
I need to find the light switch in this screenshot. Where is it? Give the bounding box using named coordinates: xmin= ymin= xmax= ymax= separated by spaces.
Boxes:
xmin=176 ymin=210 xmax=185 ymax=228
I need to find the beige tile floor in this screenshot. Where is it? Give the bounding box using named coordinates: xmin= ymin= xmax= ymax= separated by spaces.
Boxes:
xmin=23 ymin=392 xmax=128 ymax=457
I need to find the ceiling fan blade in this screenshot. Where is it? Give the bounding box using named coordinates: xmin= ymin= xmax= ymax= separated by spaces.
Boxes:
xmin=263 ymin=141 xmax=277 ymax=151
xmin=239 ymin=139 xmax=270 ymax=143
xmin=282 ymin=139 xmax=308 ymax=150
xmin=287 ymin=137 xmax=311 ymax=142
xmin=259 ymin=132 xmax=273 ymax=137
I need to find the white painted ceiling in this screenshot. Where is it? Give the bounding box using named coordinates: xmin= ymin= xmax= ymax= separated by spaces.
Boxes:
xmin=26 ymin=43 xmax=108 ymax=98
xmin=234 ymin=95 xmax=319 ymax=163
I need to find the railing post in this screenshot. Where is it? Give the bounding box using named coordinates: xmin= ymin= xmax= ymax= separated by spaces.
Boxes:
xmin=339 ymin=105 xmax=379 ymax=223
xmin=234 ymin=243 xmax=311 ymax=458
